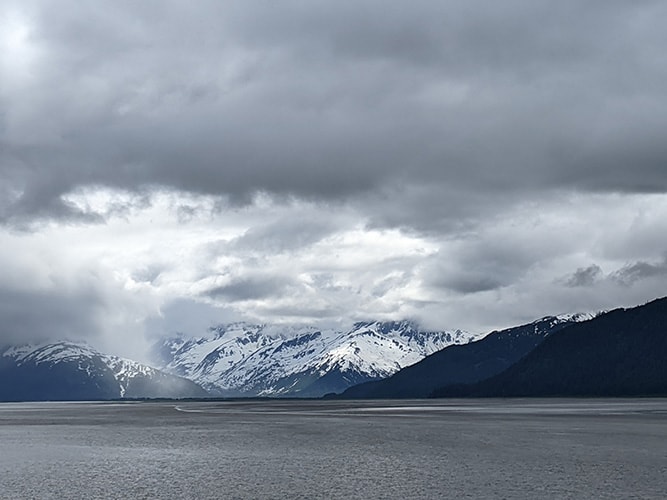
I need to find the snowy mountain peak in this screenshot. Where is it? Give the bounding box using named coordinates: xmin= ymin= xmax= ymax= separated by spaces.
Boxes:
xmin=351 ymin=320 xmax=416 ymax=333
xmin=4 ymin=341 xmax=98 ymax=365
xmin=552 ymin=311 xmax=603 ymax=323
xmin=1 ymin=341 xmax=207 ymax=400
xmin=209 ymin=322 xmax=265 ymax=339
xmin=532 ymin=311 xmax=604 ymax=331
xmin=155 ymin=320 xmax=478 ymax=397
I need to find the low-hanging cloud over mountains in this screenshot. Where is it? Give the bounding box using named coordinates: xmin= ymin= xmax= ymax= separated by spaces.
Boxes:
xmin=1 ymin=1 xmax=667 ymax=358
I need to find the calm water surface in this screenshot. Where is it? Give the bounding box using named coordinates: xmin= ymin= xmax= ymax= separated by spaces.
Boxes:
xmin=0 ymin=399 xmax=666 ymax=499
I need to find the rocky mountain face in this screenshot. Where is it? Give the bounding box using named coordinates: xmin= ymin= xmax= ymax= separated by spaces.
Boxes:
xmin=0 ymin=342 xmax=208 ymax=401
xmin=337 ymin=313 xmax=598 ymax=399
xmin=154 ymin=321 xmax=478 ymax=397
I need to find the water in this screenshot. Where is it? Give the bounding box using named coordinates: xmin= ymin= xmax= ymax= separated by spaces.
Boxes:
xmin=1 ymin=399 xmax=666 ymax=499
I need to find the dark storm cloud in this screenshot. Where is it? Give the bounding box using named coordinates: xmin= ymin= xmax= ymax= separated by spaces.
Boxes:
xmin=253 ymin=303 xmax=342 ymax=322
xmin=2 ymin=0 xmax=667 ymax=226
xmin=565 ymin=264 xmax=603 ymax=288
xmin=0 ymin=284 xmax=106 ymax=345
xmin=3 ymin=0 xmax=667 ymax=342
xmin=205 ymin=275 xmax=295 ymax=302
xmin=557 ymin=257 xmax=667 ymax=291
xmin=425 ymin=260 xmax=517 ymax=295
xmin=612 ymin=257 xmax=667 ymax=286
xmin=422 ymin=224 xmax=569 ymax=295
xmin=439 ymin=274 xmax=505 ymax=295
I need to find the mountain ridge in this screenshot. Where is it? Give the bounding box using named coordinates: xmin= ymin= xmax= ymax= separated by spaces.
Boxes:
xmin=4 ymin=299 xmax=660 ymax=402
xmin=154 ymin=320 xmax=479 ymax=397
xmin=432 ymin=297 xmax=667 ymax=397
xmin=0 ymin=341 xmax=208 ymax=401
xmin=336 ymin=312 xmax=599 ymax=399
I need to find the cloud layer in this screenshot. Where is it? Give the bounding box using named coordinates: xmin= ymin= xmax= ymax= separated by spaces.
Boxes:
xmin=1 ymin=1 xmax=667 ymax=356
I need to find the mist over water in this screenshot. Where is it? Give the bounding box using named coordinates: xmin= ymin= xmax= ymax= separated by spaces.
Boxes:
xmin=1 ymin=399 xmax=665 ymax=499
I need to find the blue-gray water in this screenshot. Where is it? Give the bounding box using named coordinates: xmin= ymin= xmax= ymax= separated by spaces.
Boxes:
xmin=1 ymin=399 xmax=666 ymax=499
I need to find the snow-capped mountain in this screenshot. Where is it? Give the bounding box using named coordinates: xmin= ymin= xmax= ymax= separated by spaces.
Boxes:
xmin=153 ymin=321 xmax=479 ymax=397
xmin=0 ymin=342 xmax=208 ymax=401
xmin=339 ymin=311 xmax=603 ymax=399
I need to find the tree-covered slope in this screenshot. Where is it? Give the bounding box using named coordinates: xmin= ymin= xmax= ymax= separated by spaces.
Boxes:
xmin=433 ymin=297 xmax=667 ymax=397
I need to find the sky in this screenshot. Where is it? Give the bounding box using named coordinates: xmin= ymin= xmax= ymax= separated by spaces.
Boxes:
xmin=1 ymin=0 xmax=667 ymax=359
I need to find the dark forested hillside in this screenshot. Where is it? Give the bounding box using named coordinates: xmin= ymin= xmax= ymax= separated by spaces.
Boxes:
xmin=337 ymin=315 xmax=584 ymax=399
xmin=432 ymin=297 xmax=667 ymax=397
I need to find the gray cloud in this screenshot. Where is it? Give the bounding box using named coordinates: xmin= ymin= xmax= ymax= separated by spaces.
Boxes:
xmin=0 ymin=229 xmax=159 ymax=357
xmin=252 ymin=303 xmax=343 ymax=323
xmin=0 ymin=283 xmax=106 ymax=346
xmin=564 ymin=264 xmax=603 ymax=288
xmin=1 ymin=1 xmax=667 ymax=345
xmin=559 ymin=257 xmax=667 ymax=289
xmin=228 ymin=217 xmax=339 ymax=255
xmin=612 ymin=257 xmax=667 ymax=286
xmin=131 ymin=265 xmax=165 ymax=285
xmin=205 ymin=275 xmax=295 ymax=302
xmin=1 ymin=0 xmax=667 ymax=229
xmin=422 ymin=225 xmax=568 ymax=295
xmin=144 ymin=299 xmax=243 ymax=340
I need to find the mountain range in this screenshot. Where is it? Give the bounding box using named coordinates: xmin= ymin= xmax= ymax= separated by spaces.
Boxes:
xmin=337 ymin=313 xmax=597 ymax=399
xmin=153 ymin=321 xmax=477 ymax=397
xmin=0 ymin=342 xmax=207 ymax=401
xmin=1 ymin=296 xmax=666 ymax=401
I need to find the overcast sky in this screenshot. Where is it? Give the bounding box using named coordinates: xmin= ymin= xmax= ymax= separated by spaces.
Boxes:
xmin=1 ymin=1 xmax=666 ymax=359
